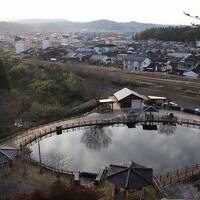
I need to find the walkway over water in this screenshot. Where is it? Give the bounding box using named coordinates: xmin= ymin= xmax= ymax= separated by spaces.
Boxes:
xmin=10 ymin=112 xmax=200 ymax=148
xmin=153 ymin=164 xmax=200 ymax=198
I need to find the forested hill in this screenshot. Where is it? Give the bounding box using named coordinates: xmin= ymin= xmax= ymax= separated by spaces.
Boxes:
xmin=135 ymin=26 xmax=200 ymax=42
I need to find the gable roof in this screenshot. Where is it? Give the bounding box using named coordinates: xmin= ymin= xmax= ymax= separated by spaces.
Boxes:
xmin=124 ymin=55 xmax=147 ymax=61
xmin=144 ymin=106 xmax=158 ymax=113
xmin=114 ymin=88 xmax=145 ymax=101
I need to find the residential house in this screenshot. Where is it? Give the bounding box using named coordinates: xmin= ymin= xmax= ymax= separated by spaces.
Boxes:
xmin=89 ymin=55 xmax=109 ymax=64
xmin=183 ymin=67 xmax=200 ymax=78
xmin=123 ymin=55 xmax=151 ymax=71
xmin=94 ymin=44 xmax=117 ymax=55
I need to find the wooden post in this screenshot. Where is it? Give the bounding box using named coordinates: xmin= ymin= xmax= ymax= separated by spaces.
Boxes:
xmin=38 ymin=139 xmax=42 ymax=164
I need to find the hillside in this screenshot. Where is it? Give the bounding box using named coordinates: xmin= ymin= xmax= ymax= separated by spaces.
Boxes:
xmin=0 ymin=22 xmax=31 ymax=33
xmin=0 ymin=19 xmax=166 ymax=33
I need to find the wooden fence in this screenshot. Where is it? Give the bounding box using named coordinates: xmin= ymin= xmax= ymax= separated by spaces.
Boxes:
xmin=153 ymin=164 xmax=200 ymax=198
xmin=156 ymin=164 xmax=200 ymax=187
xmin=16 ymin=114 xmax=200 ymax=148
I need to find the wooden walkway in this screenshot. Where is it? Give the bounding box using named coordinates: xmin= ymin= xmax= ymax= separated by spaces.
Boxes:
xmin=10 ymin=114 xmax=200 ymax=148
xmin=153 ymin=164 xmax=200 ymax=198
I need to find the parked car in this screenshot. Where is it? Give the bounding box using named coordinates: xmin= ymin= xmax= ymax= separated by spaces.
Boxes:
xmin=163 ymin=101 xmax=181 ymax=111
xmin=195 ymin=108 xmax=200 ymax=114
xmin=163 ymin=101 xmax=178 ymax=107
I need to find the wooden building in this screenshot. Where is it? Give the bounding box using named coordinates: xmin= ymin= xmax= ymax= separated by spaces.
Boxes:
xmin=112 ymin=88 xmax=147 ymax=110
xmin=99 ymin=88 xmax=147 ymax=111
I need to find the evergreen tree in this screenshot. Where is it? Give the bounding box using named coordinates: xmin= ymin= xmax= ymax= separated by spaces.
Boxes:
xmin=136 ymin=26 xmax=200 ymax=42
xmin=0 ymin=60 xmax=10 ymax=90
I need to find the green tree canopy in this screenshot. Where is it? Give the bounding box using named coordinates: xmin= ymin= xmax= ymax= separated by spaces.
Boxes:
xmin=0 ymin=60 xmax=10 ymax=90
xmin=135 ymin=26 xmax=200 ymax=42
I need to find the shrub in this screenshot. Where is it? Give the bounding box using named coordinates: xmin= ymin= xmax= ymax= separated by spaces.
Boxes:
xmin=13 ymin=181 xmax=103 ymax=200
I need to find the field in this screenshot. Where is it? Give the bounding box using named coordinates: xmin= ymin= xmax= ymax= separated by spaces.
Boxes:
xmin=22 ymin=58 xmax=200 ymax=109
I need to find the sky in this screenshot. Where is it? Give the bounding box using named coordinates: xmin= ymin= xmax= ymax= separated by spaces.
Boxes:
xmin=0 ymin=0 xmax=200 ymax=25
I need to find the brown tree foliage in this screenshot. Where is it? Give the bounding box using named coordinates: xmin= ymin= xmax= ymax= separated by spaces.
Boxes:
xmin=13 ymin=181 xmax=103 ymax=200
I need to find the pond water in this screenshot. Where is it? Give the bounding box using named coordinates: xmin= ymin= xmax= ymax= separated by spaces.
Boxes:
xmin=30 ymin=124 xmax=200 ymax=174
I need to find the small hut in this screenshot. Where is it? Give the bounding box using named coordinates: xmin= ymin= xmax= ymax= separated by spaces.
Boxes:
xmin=147 ymin=96 xmax=167 ymax=106
xmin=144 ymin=106 xmax=158 ymax=119
xmin=0 ymin=145 xmax=18 ymax=167
xmin=106 ymin=161 xmax=153 ymax=199
xmin=98 ymin=99 xmax=114 ymax=112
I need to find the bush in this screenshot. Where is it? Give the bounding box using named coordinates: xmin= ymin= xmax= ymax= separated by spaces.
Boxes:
xmin=111 ymin=78 xmax=143 ymax=87
xmin=14 ymin=181 xmax=103 ymax=200
xmin=29 ymin=102 xmax=66 ymax=121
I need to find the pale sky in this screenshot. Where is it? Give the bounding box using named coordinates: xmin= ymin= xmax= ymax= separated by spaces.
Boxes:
xmin=0 ymin=0 xmax=200 ymax=25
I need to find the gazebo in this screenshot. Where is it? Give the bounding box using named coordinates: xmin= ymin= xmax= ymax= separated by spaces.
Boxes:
xmin=0 ymin=145 xmax=18 ymax=167
xmin=106 ymin=161 xmax=153 ymax=199
xmin=144 ymin=106 xmax=158 ymax=118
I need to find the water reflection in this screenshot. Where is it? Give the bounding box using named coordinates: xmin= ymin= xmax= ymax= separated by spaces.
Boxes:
xmin=30 ymin=125 xmax=200 ymax=173
xmin=80 ymin=125 xmax=112 ymax=150
xmin=158 ymin=123 xmax=177 ymax=135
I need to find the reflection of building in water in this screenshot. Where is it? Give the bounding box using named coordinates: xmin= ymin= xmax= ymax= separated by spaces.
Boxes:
xmin=159 ymin=123 xmax=176 ymax=135
xmin=81 ymin=126 xmax=112 ymax=150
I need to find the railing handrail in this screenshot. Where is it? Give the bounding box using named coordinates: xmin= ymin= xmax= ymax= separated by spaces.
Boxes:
xmin=15 ymin=114 xmax=200 ymax=148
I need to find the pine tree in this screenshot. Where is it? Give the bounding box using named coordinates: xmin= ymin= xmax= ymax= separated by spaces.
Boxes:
xmin=0 ymin=60 xmax=10 ymax=90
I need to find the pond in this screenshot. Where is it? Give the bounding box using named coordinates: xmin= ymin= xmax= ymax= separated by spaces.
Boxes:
xmin=30 ymin=123 xmax=200 ymax=174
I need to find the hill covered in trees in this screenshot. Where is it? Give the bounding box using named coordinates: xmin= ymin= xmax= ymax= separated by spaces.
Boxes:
xmin=0 ymin=19 xmax=165 ymax=32
xmin=135 ymin=26 xmax=200 ymax=42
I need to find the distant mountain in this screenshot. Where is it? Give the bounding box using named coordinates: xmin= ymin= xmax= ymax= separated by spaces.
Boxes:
xmin=0 ymin=22 xmax=31 ymax=33
xmin=0 ymin=19 xmax=168 ymax=33
xmin=17 ymin=19 xmax=68 ymax=24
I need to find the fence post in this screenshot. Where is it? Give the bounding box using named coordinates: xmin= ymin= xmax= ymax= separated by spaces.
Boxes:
xmin=185 ymin=167 xmax=187 ymax=178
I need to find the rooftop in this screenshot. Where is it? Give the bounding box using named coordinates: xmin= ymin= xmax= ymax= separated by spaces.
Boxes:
xmin=106 ymin=161 xmax=153 ymax=190
xmin=114 ymin=88 xmax=146 ymax=101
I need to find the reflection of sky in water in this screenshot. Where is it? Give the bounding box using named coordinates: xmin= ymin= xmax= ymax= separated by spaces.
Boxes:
xmin=30 ymin=125 xmax=200 ymax=174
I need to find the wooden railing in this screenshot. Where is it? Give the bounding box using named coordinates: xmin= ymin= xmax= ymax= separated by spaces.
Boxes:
xmin=153 ymin=164 xmax=200 ymax=198
xmin=15 ymin=115 xmax=200 ymax=148
xmin=155 ymin=164 xmax=200 ymax=188
xmin=27 ymin=157 xmax=73 ymax=176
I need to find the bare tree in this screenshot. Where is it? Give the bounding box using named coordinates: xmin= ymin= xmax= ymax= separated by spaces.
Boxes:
xmin=44 ymin=152 xmax=72 ymax=171
xmin=158 ymin=123 xmax=176 ymax=135
xmin=81 ymin=125 xmax=112 ymax=150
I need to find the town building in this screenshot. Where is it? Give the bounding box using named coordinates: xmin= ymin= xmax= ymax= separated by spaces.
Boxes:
xmin=94 ymin=44 xmax=117 ymax=55
xmin=123 ymin=55 xmax=151 ymax=71
xmin=42 ymin=39 xmax=50 ymax=50
xmin=15 ymin=40 xmax=30 ymax=54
